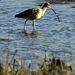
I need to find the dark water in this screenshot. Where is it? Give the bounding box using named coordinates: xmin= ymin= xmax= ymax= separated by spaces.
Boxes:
xmin=0 ymin=0 xmax=75 ymax=66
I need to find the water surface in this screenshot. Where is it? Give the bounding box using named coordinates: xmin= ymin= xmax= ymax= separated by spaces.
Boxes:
xmin=0 ymin=0 xmax=75 ymax=66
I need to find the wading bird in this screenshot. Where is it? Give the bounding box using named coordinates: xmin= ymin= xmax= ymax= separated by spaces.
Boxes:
xmin=15 ymin=3 xmax=60 ymax=32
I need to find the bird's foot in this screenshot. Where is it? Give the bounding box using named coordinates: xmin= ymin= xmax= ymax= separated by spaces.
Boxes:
xmin=31 ymin=30 xmax=37 ymax=35
xmin=24 ymin=29 xmax=27 ymax=33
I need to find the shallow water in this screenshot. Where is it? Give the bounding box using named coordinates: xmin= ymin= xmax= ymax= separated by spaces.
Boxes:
xmin=0 ymin=0 xmax=75 ymax=66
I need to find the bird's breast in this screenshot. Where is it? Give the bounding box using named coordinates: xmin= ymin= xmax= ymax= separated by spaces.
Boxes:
xmin=30 ymin=8 xmax=44 ymax=20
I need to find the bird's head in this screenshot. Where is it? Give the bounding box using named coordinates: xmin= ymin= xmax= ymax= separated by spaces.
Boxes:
xmin=43 ymin=2 xmax=51 ymax=8
xmin=43 ymin=2 xmax=60 ymax=22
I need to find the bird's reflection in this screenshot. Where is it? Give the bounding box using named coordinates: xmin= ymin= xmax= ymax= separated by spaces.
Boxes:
xmin=21 ymin=30 xmax=43 ymax=37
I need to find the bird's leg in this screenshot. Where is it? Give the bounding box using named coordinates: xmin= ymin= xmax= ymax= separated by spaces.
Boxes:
xmin=24 ymin=20 xmax=27 ymax=31
xmin=33 ymin=20 xmax=35 ymax=32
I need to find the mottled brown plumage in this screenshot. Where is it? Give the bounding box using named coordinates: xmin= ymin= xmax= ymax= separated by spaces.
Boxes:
xmin=15 ymin=8 xmax=43 ymax=20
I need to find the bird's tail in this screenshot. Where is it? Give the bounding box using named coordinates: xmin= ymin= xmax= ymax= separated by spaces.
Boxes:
xmin=15 ymin=14 xmax=20 ymax=18
xmin=15 ymin=11 xmax=25 ymax=18
xmin=15 ymin=13 xmax=23 ymax=18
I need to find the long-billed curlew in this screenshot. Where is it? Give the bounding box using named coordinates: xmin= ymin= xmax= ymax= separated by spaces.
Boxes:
xmin=15 ymin=3 xmax=60 ymax=32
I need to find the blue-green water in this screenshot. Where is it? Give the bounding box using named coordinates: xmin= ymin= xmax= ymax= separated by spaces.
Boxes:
xmin=0 ymin=0 xmax=75 ymax=66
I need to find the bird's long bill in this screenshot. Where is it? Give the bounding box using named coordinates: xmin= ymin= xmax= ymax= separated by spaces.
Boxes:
xmin=50 ymin=8 xmax=60 ymax=22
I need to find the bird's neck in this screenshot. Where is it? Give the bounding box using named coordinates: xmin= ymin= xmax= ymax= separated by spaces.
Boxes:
xmin=42 ymin=7 xmax=47 ymax=14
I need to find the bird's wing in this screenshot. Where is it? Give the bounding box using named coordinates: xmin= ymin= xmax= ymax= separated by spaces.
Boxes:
xmin=23 ymin=8 xmax=40 ymax=16
xmin=15 ymin=8 xmax=40 ymax=19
